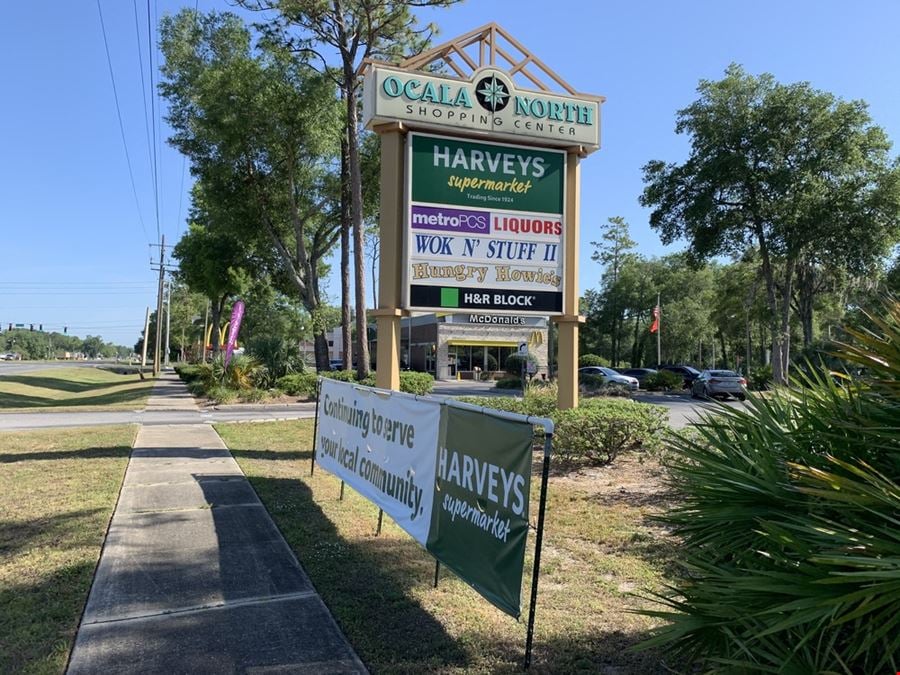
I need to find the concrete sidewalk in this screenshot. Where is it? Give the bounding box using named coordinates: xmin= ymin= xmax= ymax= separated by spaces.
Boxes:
xmin=68 ymin=375 xmax=366 ymax=673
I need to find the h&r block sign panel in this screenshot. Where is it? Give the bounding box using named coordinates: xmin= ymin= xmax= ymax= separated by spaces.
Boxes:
xmin=406 ymin=133 xmax=565 ymax=314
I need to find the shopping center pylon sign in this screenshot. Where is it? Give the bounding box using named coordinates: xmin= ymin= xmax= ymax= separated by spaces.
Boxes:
xmin=365 ymin=22 xmax=604 ymax=406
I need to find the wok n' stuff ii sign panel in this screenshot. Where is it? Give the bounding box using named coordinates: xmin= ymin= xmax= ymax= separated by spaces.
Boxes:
xmin=406 ymin=133 xmax=565 ymax=315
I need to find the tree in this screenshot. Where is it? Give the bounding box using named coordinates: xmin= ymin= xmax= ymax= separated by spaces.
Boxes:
xmin=642 ymin=64 xmax=900 ymax=383
xmin=237 ymin=0 xmax=459 ymax=379
xmin=160 ymin=10 xmax=344 ymax=370
xmin=167 ymin=280 xmax=208 ymax=361
xmin=591 ymin=217 xmax=637 ymax=366
xmin=173 ymin=212 xmax=250 ymax=357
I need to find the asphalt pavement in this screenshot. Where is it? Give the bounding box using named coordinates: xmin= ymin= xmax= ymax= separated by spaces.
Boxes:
xmin=0 ymin=374 xmax=736 ymax=431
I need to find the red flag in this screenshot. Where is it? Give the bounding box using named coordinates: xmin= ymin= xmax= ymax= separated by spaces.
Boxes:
xmin=649 ymin=305 xmax=660 ymax=333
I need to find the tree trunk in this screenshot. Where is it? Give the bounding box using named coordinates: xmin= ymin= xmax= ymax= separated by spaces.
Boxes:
xmin=756 ymin=227 xmax=786 ymax=384
xmin=779 ymin=259 xmax=795 ymax=381
xmin=340 ymin=127 xmax=352 ymax=370
xmin=314 ymin=331 xmax=330 ymax=371
xmin=795 ymin=262 xmax=816 ymax=347
xmin=346 ymin=84 xmax=370 ymax=378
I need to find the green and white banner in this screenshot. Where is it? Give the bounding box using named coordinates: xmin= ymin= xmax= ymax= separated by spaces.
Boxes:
xmin=315 ymin=379 xmax=534 ymax=617
xmin=316 ymin=378 xmax=440 ymax=545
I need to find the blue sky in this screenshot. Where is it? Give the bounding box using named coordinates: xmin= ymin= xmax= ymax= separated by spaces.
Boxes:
xmin=2 ymin=0 xmax=899 ymax=346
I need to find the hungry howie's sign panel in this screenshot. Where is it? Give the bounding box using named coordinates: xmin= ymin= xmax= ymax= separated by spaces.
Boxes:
xmin=315 ymin=379 xmax=536 ymax=617
xmin=406 ymin=133 xmax=565 ymax=315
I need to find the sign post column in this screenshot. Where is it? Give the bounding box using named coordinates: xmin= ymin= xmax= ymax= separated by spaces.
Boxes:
xmin=556 ymin=149 xmax=585 ymax=410
xmin=373 ymin=123 xmax=406 ymax=391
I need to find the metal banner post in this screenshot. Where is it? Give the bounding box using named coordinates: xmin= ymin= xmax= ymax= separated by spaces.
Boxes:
xmin=376 ymin=509 xmax=384 ymax=535
xmin=310 ymin=379 xmax=321 ymax=477
xmin=524 ymin=432 xmax=553 ymax=670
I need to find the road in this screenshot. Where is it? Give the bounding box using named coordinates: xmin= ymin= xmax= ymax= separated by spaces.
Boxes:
xmin=634 ymin=392 xmax=747 ymax=429
xmin=0 ymin=377 xmax=741 ymax=431
xmin=0 ymin=404 xmax=318 ymax=431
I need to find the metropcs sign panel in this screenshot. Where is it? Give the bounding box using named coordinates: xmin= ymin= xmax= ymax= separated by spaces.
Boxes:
xmin=405 ymin=133 xmax=565 ymax=315
xmin=363 ymin=65 xmax=600 ymax=150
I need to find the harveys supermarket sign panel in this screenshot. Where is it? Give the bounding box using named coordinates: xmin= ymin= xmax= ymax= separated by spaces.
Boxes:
xmin=404 ymin=133 xmax=565 ymax=315
xmin=363 ymin=65 xmax=600 ymax=150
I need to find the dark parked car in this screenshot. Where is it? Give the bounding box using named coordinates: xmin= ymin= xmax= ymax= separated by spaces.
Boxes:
xmin=618 ymin=367 xmax=657 ymax=384
xmin=656 ymin=364 xmax=701 ymax=388
xmin=691 ymin=369 xmax=747 ymax=401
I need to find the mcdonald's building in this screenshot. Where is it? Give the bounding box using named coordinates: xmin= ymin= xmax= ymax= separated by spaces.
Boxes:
xmin=396 ymin=313 xmax=548 ymax=380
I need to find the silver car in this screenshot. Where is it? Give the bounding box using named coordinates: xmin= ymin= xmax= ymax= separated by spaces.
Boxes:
xmin=578 ymin=366 xmax=639 ymax=391
xmin=691 ymin=370 xmax=747 ymax=400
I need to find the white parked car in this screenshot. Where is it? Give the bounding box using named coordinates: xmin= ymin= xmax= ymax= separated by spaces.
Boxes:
xmin=578 ymin=366 xmax=639 ymax=391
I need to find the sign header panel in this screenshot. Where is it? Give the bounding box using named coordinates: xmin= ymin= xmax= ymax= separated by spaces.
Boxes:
xmin=406 ymin=133 xmax=565 ymax=316
xmin=363 ymin=66 xmax=600 ymax=150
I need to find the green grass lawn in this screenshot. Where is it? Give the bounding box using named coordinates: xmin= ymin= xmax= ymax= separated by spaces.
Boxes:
xmin=0 ymin=425 xmax=136 ymax=674
xmin=217 ymin=420 xmax=674 ymax=673
xmin=0 ymin=368 xmax=155 ymax=411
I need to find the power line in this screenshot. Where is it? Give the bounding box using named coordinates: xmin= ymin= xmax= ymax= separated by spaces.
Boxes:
xmin=96 ymin=0 xmax=151 ymax=247
xmin=175 ymin=0 xmax=201 ymax=242
xmin=133 ymin=0 xmax=155 ymax=192
xmin=147 ymin=0 xmax=160 ymax=243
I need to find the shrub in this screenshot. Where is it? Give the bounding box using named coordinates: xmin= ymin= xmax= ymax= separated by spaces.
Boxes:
xmin=504 ymin=352 xmax=537 ymax=375
xmin=553 ymin=399 xmax=667 ymax=465
xmin=578 ymin=353 xmax=609 ymax=367
xmin=275 ymin=372 xmax=319 ymax=398
xmin=398 ymin=371 xmax=434 ymax=395
xmin=246 ymin=336 xmax=304 ymax=388
xmin=175 ymin=363 xmax=205 ymax=383
xmin=642 ymin=370 xmax=682 ymax=391
xmin=495 ymin=376 xmax=523 ymax=389
xmin=205 ymin=385 xmax=238 ymax=404
xmin=459 ymin=390 xmax=667 ymax=466
xmin=578 ymin=373 xmax=605 ymax=390
xmin=320 ymin=369 xmax=357 ymax=383
xmin=748 ymin=364 xmax=772 ymax=390
xmin=286 ymin=370 xmax=435 ymax=397
xmin=238 ymin=388 xmax=269 ymax=403
xmin=639 ymin=300 xmax=900 ymax=673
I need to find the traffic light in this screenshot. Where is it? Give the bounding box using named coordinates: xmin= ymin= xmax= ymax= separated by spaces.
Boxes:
xmin=64 ymin=326 xmax=67 ymax=334
xmin=39 ymin=324 xmax=43 ymax=332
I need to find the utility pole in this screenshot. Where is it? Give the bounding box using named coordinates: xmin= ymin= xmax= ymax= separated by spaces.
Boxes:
xmin=140 ymin=306 xmax=151 ymax=379
xmin=164 ymin=280 xmax=171 ymax=367
xmin=149 ymin=236 xmax=177 ymax=375
xmin=153 ymin=235 xmax=165 ymax=375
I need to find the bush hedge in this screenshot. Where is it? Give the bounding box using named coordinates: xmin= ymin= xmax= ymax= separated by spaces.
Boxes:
xmin=578 ymin=353 xmax=610 ymax=367
xmin=504 ymin=352 xmax=537 ymax=375
xmin=276 ymin=370 xmax=435 ymax=398
xmin=457 ymin=392 xmax=667 ymax=466
xmin=642 ymin=370 xmax=682 ymax=391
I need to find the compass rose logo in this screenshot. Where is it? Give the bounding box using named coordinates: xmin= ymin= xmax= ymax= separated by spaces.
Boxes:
xmin=475 ymin=75 xmax=510 ymax=113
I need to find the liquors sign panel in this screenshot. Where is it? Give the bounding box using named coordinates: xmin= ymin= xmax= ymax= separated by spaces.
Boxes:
xmin=405 ymin=133 xmax=565 ymax=315
xmin=363 ymin=65 xmax=601 ymax=151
